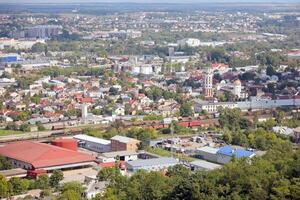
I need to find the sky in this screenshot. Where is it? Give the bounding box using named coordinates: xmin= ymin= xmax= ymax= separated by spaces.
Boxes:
xmin=0 ymin=0 xmax=299 ymax=3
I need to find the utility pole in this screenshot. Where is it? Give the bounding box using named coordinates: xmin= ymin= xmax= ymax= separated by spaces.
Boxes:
xmin=170 ymin=122 xmax=174 ymax=158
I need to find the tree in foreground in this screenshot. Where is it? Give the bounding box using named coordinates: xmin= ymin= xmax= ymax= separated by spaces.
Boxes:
xmin=50 ymin=170 xmax=64 ymax=188
xmin=0 ymin=174 xmax=11 ymax=198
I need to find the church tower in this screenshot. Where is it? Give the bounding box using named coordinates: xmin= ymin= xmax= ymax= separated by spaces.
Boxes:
xmin=203 ymin=68 xmax=214 ymax=98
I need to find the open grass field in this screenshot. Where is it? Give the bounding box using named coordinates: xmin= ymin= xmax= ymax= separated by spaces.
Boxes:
xmin=0 ymin=129 xmax=24 ymax=136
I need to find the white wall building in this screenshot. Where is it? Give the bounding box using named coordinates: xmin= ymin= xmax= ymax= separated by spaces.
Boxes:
xmin=97 ymin=151 xmax=139 ymax=163
xmin=73 ymin=134 xmax=111 ymax=153
xmin=194 ymin=100 xmax=237 ymax=113
xmin=127 ymin=157 xmax=178 ymax=172
xmin=194 ymin=97 xmax=300 ymax=113
xmin=178 ymin=38 xmax=201 ymax=47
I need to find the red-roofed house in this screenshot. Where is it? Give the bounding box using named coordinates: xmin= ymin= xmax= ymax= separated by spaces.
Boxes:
xmin=77 ymin=97 xmax=95 ymax=103
xmin=0 ymin=141 xmax=95 ymax=171
xmin=212 ymin=63 xmax=229 ymax=73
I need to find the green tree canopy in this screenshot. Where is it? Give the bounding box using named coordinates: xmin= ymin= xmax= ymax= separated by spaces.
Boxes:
xmin=49 ymin=170 xmax=64 ymax=188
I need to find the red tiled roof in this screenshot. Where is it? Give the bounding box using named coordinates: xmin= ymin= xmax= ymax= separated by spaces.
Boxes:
xmin=294 ymin=95 xmax=300 ymax=99
xmin=53 ymin=86 xmax=64 ymax=91
xmin=77 ymin=97 xmax=95 ymax=103
xmin=40 ymin=99 xmax=49 ymax=107
xmin=129 ymin=100 xmax=137 ymax=105
xmin=0 ymin=141 xmax=95 ymax=169
xmin=212 ymin=63 xmax=229 ymax=69
xmin=44 ymin=112 xmax=61 ymax=118
xmin=6 ymin=111 xmax=21 ymax=117
xmin=0 ymin=109 xmax=12 ymax=115
xmin=136 ymin=93 xmax=145 ymax=98
xmin=99 ymin=161 xmax=126 ymax=169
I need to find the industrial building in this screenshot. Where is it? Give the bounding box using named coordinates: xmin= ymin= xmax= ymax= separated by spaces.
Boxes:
xmin=196 ymin=146 xmax=219 ymax=163
xmin=0 ymin=141 xmax=95 ymax=171
xmin=216 ymin=146 xmax=255 ymax=164
xmin=111 ymin=135 xmax=140 ymax=151
xmin=26 ymin=25 xmax=62 ymax=39
xmin=51 ymin=138 xmax=78 ymax=151
xmin=97 ymin=150 xmax=139 ymax=163
xmin=190 ymin=160 xmax=221 ymax=171
xmin=0 ymin=53 xmax=20 ymax=63
xmin=196 ymin=145 xmax=255 ymax=164
xmin=0 ymin=168 xmax=28 ymax=179
xmin=127 ymin=157 xmax=178 ymax=172
xmin=194 ymin=96 xmax=300 ymax=113
xmin=73 ymin=134 xmax=111 ymax=153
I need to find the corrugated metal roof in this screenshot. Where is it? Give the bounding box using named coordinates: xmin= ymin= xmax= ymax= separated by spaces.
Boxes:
xmin=73 ymin=134 xmax=111 ymax=145
xmin=0 ymin=141 xmax=95 ymax=169
xmin=197 ymin=146 xmax=219 ymax=154
xmin=217 ymin=146 xmax=254 ymax=158
xmin=127 ymin=157 xmax=178 ymax=168
xmin=111 ymin=135 xmax=139 ymax=143
xmin=190 ymin=160 xmax=221 ymax=170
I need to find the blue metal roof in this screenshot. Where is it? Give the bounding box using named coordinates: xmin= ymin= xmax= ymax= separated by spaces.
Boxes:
xmin=217 ymin=146 xmax=254 ymax=158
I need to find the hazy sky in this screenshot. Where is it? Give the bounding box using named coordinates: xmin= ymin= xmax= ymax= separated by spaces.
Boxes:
xmin=0 ymin=0 xmax=299 ymax=3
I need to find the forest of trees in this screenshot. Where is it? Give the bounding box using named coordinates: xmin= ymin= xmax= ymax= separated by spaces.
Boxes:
xmin=91 ymin=143 xmax=300 ymax=200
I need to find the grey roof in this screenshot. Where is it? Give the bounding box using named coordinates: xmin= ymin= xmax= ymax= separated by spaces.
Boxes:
xmin=111 ymin=135 xmax=139 ymax=143
xmin=0 ymin=168 xmax=27 ymax=177
xmin=127 ymin=157 xmax=178 ymax=168
xmin=197 ymin=146 xmax=219 ymax=154
xmin=190 ymin=160 xmax=221 ymax=170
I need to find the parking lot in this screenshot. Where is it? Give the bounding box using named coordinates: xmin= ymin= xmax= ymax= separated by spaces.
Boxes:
xmin=61 ymin=167 xmax=99 ymax=183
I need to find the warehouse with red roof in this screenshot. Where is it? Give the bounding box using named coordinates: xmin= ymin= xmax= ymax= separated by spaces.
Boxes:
xmin=0 ymin=141 xmax=95 ymax=171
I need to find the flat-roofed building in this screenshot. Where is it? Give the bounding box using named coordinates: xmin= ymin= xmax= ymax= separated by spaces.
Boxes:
xmin=97 ymin=150 xmax=139 ymax=163
xmin=127 ymin=157 xmax=178 ymax=172
xmin=196 ymin=145 xmax=256 ymax=164
xmin=74 ymin=134 xmax=111 ymax=153
xmin=190 ymin=160 xmax=221 ymax=171
xmin=0 ymin=168 xmax=27 ymax=179
xmin=196 ymin=146 xmax=219 ymax=163
xmin=216 ymin=146 xmax=255 ymax=164
xmin=110 ymin=135 xmax=140 ymax=152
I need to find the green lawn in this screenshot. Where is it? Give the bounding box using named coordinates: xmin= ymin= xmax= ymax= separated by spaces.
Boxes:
xmin=0 ymin=129 xmax=24 ymax=136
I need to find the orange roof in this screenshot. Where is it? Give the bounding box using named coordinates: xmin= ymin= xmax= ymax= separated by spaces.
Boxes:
xmin=77 ymin=97 xmax=94 ymax=103
xmin=136 ymin=93 xmax=146 ymax=98
xmin=0 ymin=141 xmax=95 ymax=169
xmin=212 ymin=63 xmax=229 ymax=69
xmin=0 ymin=109 xmax=11 ymax=115
xmin=99 ymin=161 xmax=126 ymax=169
xmin=44 ymin=112 xmax=61 ymax=118
xmin=53 ymin=86 xmax=64 ymax=91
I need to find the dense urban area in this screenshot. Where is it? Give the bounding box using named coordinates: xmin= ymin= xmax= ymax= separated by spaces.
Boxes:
xmin=0 ymin=1 xmax=299 ymax=200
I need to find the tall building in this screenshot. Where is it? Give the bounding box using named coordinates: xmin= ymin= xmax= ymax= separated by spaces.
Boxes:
xmin=233 ymin=79 xmax=242 ymax=98
xmin=203 ymin=67 xmax=214 ymax=98
xmin=82 ymin=103 xmax=88 ymax=123
xmin=26 ymin=25 xmax=62 ymax=39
